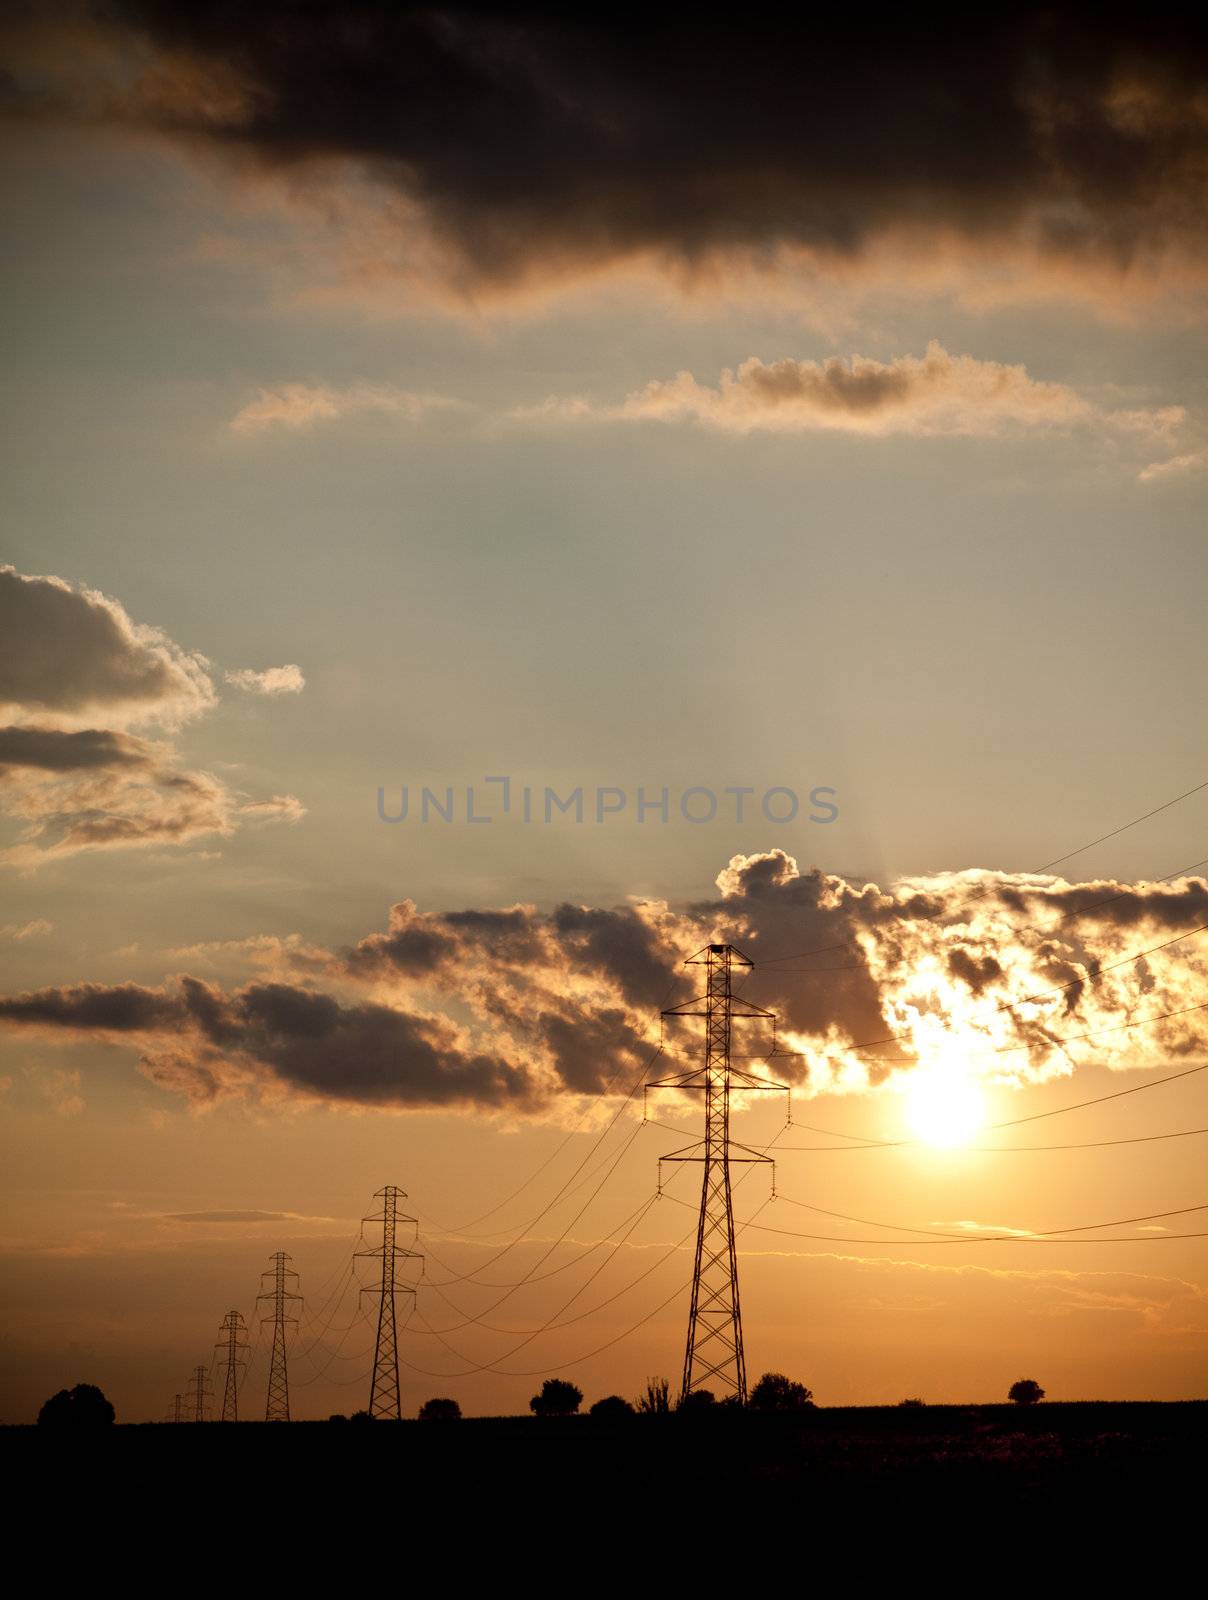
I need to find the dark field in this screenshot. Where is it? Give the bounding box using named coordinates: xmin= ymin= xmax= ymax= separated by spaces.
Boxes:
xmin=8 ymin=1401 xmax=1204 ymax=1533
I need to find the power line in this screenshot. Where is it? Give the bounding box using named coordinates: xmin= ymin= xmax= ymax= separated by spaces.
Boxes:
xmin=394 ymin=1117 xmax=790 ymax=1382
xmin=417 ymin=1041 xmax=664 ymax=1279
xmin=769 ymin=1122 xmax=1208 ymax=1153
xmin=755 ymin=777 xmax=1208 ymax=968
xmin=821 ymin=923 xmax=1208 ymax=1059
xmin=432 ymin=979 xmax=684 ymax=1236
xmin=773 ymin=1192 xmax=1208 ymax=1240
xmin=417 ymin=1118 xmax=649 ymax=1327
xmin=417 ymin=1193 xmax=661 ymax=1344
xmin=763 ymin=1060 xmax=1208 ymax=1151
xmin=991 ymin=1060 xmax=1208 ymax=1130
xmin=1036 ymin=779 xmax=1208 ymax=874
xmin=730 ymin=1214 xmax=1208 ymax=1246
xmin=419 ymin=1192 xmax=659 ymax=1311
xmin=758 ymin=850 xmax=1207 ymax=974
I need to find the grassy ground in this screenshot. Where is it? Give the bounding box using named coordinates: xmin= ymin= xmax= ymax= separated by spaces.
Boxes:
xmin=7 ymin=1400 xmax=1204 ymax=1526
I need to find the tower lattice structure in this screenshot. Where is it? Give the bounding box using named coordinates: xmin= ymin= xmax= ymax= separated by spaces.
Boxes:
xmin=257 ymin=1251 xmax=301 ymax=1422
xmin=356 ymin=1186 xmax=423 ymax=1420
xmin=649 ymin=944 xmax=787 ymax=1404
xmin=215 ymin=1310 xmax=249 ymax=1423
xmin=188 ymin=1364 xmax=213 ymax=1423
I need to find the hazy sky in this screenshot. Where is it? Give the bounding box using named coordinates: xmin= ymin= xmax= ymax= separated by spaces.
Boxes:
xmin=1 ymin=5 xmax=1206 ymax=1421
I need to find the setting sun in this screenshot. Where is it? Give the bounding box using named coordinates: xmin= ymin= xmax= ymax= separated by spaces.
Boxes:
xmin=904 ymin=1063 xmax=987 ymax=1147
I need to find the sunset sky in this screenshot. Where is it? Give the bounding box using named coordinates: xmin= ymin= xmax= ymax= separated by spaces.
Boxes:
xmin=1 ymin=4 xmax=1206 ymax=1421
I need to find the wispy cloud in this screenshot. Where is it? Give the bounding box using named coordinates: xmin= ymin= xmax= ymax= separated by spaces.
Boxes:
xmin=1 ymin=919 xmax=54 ymax=941
xmin=1139 ymin=448 xmax=1208 ymax=483
xmin=163 ymin=1209 xmax=335 ymax=1224
xmin=524 ymin=343 xmax=1185 ymax=444
xmin=230 ymin=383 xmax=459 ymax=434
xmin=224 ymin=664 xmax=305 ymax=696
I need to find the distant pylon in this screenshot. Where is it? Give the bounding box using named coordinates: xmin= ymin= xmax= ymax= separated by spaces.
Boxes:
xmin=215 ymin=1310 xmax=249 ymax=1423
xmin=356 ymin=1186 xmax=423 ymax=1420
xmin=257 ymin=1251 xmax=301 ymax=1422
xmin=173 ymin=1393 xmax=185 ymax=1424
xmin=649 ymin=944 xmax=787 ymax=1404
xmin=188 ymin=1364 xmax=213 ymax=1422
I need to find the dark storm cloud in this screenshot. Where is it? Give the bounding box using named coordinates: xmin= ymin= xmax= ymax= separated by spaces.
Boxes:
xmin=21 ymin=4 xmax=1208 ymax=289
xmin=0 ymin=725 xmax=153 ymax=771
xmin=0 ymin=974 xmax=539 ymax=1108
xmin=3 ymin=853 xmax=1206 ymax=1113
xmin=0 ymin=980 xmax=182 ymax=1031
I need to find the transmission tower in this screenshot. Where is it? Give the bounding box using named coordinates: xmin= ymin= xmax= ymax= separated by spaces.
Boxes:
xmin=356 ymin=1186 xmax=423 ymax=1419
xmin=188 ymin=1364 xmax=213 ymax=1422
xmin=649 ymin=944 xmax=787 ymax=1404
xmin=257 ymin=1251 xmax=301 ymax=1422
xmin=215 ymin=1310 xmax=249 ymax=1423
xmin=172 ymin=1393 xmax=185 ymax=1424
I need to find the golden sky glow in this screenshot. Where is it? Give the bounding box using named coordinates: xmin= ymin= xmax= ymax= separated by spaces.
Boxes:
xmin=1 ymin=5 xmax=1206 ymax=1423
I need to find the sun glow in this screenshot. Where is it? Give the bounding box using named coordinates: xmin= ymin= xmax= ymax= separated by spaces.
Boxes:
xmin=904 ymin=1064 xmax=986 ymax=1146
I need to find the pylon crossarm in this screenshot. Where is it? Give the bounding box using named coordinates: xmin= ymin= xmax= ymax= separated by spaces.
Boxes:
xmin=727 ymin=1070 xmax=789 ymax=1089
xmin=685 ymin=943 xmax=753 ymax=966
xmin=662 ymin=996 xmax=773 ymax=1019
xmin=648 ymin=1069 xmax=710 ymax=1090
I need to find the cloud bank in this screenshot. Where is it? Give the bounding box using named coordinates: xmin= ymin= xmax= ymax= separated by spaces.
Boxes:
xmin=9 ymin=6 xmax=1208 ymax=308
xmin=0 ymin=567 xmax=303 ymax=867
xmin=2 ymin=852 xmax=1204 ymax=1114
xmin=533 ymin=342 xmax=1186 ymax=443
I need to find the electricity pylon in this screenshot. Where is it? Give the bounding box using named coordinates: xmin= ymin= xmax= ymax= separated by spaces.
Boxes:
xmin=649 ymin=944 xmax=787 ymax=1405
xmin=356 ymin=1186 xmax=423 ymax=1420
xmin=172 ymin=1393 xmax=185 ymax=1424
xmin=257 ymin=1251 xmax=301 ymax=1422
xmin=215 ymin=1310 xmax=249 ymax=1423
xmin=189 ymin=1364 xmax=213 ymax=1422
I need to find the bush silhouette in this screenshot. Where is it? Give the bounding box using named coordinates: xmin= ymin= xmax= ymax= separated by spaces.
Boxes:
xmin=749 ymin=1372 xmax=814 ymax=1412
xmin=590 ymin=1394 xmax=635 ymax=1419
xmin=530 ymin=1378 xmax=583 ymax=1416
xmin=37 ymin=1383 xmax=115 ymax=1427
xmin=678 ymin=1388 xmax=716 ymax=1413
xmin=636 ymin=1377 xmax=672 ymax=1415
xmin=419 ymin=1397 xmax=462 ymax=1421
xmin=899 ymin=1397 xmax=926 ymax=1409
xmin=1008 ymin=1379 xmax=1045 ymax=1406
xmin=349 ymin=1409 xmax=375 ymax=1423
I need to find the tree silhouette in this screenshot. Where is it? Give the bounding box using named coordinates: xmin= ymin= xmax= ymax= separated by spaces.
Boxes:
xmin=419 ymin=1397 xmax=462 ymax=1420
xmin=677 ymin=1388 xmax=716 ymax=1413
xmin=636 ymin=1377 xmax=671 ymax=1415
xmin=589 ymin=1394 xmax=635 ymax=1419
xmin=37 ymin=1383 xmax=115 ymax=1427
xmin=530 ymin=1378 xmax=583 ymax=1416
xmin=899 ymin=1397 xmax=926 ymax=1409
xmin=749 ymin=1372 xmax=814 ymax=1411
xmin=1008 ymin=1379 xmax=1045 ymax=1405
xmin=349 ymin=1409 xmax=375 ymax=1423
